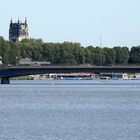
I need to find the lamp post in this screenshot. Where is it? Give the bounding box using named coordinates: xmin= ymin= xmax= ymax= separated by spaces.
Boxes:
xmin=16 ymin=56 xmax=18 ymax=66
xmin=0 ymin=56 xmax=2 ymax=65
xmin=100 ymin=35 xmax=102 ymax=66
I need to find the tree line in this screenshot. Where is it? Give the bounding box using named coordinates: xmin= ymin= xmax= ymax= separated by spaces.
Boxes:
xmin=0 ymin=37 xmax=139 ymax=65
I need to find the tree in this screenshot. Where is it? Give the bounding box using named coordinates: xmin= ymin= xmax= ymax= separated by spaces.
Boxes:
xmin=129 ymin=46 xmax=140 ymax=63
xmin=113 ymin=46 xmax=129 ymax=64
xmin=103 ymin=47 xmax=116 ymax=65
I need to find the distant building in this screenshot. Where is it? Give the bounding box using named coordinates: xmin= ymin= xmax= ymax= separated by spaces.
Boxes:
xmin=19 ymin=57 xmax=50 ymax=66
xmin=9 ymin=18 xmax=28 ymax=42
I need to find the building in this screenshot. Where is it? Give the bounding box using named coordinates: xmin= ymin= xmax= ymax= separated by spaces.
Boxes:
xmin=9 ymin=18 xmax=28 ymax=42
xmin=19 ymin=57 xmax=51 ymax=66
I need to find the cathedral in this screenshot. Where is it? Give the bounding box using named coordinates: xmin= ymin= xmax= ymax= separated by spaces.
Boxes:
xmin=9 ymin=18 xmax=28 ymax=42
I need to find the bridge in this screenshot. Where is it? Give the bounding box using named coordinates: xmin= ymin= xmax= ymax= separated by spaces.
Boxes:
xmin=1 ymin=65 xmax=140 ymax=84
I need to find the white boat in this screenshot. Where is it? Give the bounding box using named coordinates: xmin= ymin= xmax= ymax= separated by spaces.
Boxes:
xmin=100 ymin=76 xmax=110 ymax=80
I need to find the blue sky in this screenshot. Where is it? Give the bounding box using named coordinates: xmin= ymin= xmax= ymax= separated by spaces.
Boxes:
xmin=1 ymin=0 xmax=140 ymax=47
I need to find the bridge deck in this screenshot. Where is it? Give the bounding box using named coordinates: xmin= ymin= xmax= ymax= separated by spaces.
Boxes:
xmin=0 ymin=65 xmax=140 ymax=78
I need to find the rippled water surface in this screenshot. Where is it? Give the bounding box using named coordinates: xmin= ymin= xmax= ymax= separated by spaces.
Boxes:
xmin=0 ymin=80 xmax=140 ymax=140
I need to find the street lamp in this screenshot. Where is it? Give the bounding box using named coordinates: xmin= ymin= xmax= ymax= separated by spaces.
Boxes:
xmin=100 ymin=35 xmax=103 ymax=66
xmin=0 ymin=56 xmax=2 ymax=65
xmin=16 ymin=56 xmax=18 ymax=66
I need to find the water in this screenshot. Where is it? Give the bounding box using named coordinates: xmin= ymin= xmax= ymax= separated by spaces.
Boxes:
xmin=0 ymin=80 xmax=140 ymax=140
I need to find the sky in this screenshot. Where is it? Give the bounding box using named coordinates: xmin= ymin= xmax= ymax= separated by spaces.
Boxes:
xmin=1 ymin=0 xmax=140 ymax=48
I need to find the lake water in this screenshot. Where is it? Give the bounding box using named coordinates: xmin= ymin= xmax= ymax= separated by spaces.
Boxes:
xmin=0 ymin=80 xmax=140 ymax=140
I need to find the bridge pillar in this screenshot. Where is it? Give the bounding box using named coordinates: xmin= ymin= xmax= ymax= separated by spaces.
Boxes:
xmin=1 ymin=78 xmax=10 ymax=84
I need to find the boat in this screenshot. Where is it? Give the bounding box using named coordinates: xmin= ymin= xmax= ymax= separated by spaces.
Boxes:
xmin=100 ymin=76 xmax=110 ymax=80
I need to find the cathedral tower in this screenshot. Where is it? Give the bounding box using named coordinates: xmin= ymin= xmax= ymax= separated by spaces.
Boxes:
xmin=9 ymin=18 xmax=28 ymax=42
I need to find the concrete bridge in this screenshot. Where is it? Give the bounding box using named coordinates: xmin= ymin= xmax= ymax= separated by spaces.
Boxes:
xmin=1 ymin=65 xmax=140 ymax=84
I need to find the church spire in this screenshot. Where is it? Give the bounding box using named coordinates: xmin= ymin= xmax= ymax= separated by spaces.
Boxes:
xmin=9 ymin=18 xmax=29 ymax=42
xmin=25 ymin=17 xmax=27 ymax=24
xmin=18 ymin=17 xmax=20 ymax=24
xmin=10 ymin=18 xmax=12 ymax=24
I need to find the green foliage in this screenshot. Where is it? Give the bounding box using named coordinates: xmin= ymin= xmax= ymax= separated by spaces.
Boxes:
xmin=1 ymin=37 xmax=140 ymax=66
xmin=11 ymin=75 xmax=33 ymax=80
xmin=129 ymin=46 xmax=140 ymax=63
xmin=113 ymin=47 xmax=129 ymax=64
xmin=103 ymin=47 xmax=116 ymax=64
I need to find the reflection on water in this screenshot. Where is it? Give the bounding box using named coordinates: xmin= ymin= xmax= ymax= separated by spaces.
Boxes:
xmin=0 ymin=80 xmax=140 ymax=140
